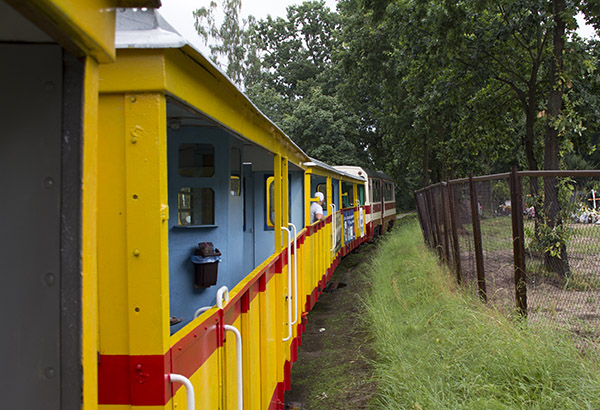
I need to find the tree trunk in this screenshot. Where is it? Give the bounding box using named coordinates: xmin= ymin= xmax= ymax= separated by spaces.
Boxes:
xmin=422 ymin=133 xmax=430 ymax=186
xmin=544 ymin=0 xmax=570 ymax=277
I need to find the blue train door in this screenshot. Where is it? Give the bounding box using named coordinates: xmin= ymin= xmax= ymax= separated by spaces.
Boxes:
xmin=0 ymin=4 xmax=83 ymax=408
xmin=243 ymin=163 xmax=255 ymax=274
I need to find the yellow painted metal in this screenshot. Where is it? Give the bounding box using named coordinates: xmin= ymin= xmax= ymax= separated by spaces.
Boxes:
xmin=98 ymin=94 xmax=131 ymax=354
xmin=223 ymin=316 xmax=243 ymax=410
xmin=242 ymin=293 xmax=263 ymax=410
xmin=124 ymin=93 xmax=170 ymax=354
xmin=6 ymin=0 xmax=123 ymax=62
xmin=304 ymin=172 xmax=311 ymax=227
xmin=82 ymin=57 xmax=100 ymax=410
xmin=97 ymin=92 xmax=170 ymax=356
xmin=274 ymin=154 xmax=282 ymax=253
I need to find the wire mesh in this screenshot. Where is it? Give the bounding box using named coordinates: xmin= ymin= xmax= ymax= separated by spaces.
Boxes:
xmin=449 ymin=182 xmax=478 ymax=296
xmin=415 ymin=172 xmax=600 ymax=351
xmin=473 ymin=178 xmax=516 ymax=312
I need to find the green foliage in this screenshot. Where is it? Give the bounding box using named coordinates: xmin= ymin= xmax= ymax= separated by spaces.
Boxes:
xmin=243 ymin=1 xmax=366 ymax=166
xmin=366 ymin=222 xmax=600 ymax=409
xmin=193 ymin=0 xmax=257 ymax=86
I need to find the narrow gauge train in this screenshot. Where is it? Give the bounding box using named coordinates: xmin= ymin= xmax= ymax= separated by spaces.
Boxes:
xmin=0 ymin=2 xmax=396 ymax=410
xmin=334 ymin=166 xmax=397 ymax=237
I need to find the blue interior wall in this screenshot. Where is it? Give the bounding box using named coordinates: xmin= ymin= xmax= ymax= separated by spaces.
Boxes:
xmin=289 ymin=171 xmax=304 ymax=230
xmin=166 ymin=126 xmax=244 ymax=333
xmin=252 ymin=171 xmax=275 ymax=266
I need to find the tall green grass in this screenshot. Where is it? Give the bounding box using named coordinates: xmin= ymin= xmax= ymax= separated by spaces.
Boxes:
xmin=366 ymin=221 xmax=600 ymax=409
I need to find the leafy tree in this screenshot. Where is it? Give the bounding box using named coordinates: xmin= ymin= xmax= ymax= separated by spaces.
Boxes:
xmin=244 ymin=1 xmax=366 ymax=166
xmin=193 ymin=0 xmax=257 ymax=86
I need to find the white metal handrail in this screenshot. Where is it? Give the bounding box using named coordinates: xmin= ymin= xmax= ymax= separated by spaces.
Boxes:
xmin=169 ymin=374 xmax=195 ymax=410
xmin=330 ymin=203 xmax=337 ymax=252
xmin=216 ymin=286 xmax=229 ymax=309
xmin=193 ymin=286 xmax=230 ymax=318
xmin=224 ymin=325 xmax=243 ymax=410
xmin=281 ymin=226 xmax=293 ymax=341
xmin=288 ymin=223 xmax=298 ymax=326
xmin=193 ymin=306 xmax=212 ymax=319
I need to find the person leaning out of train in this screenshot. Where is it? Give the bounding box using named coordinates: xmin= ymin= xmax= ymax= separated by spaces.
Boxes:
xmin=311 ymin=192 xmax=325 ymax=224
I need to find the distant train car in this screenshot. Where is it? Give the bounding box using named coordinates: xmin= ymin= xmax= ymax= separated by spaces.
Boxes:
xmin=1 ymin=3 xmax=376 ymax=409
xmin=334 ymin=166 xmax=397 ymax=237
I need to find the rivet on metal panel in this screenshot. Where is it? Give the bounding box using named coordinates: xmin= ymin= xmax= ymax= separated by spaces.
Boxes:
xmin=133 ymin=194 xmax=138 ymax=200
xmin=43 ymin=273 xmax=56 ymax=286
xmin=133 ymin=249 xmax=140 ymax=256
xmin=44 ymin=367 xmax=56 ymax=379
xmin=43 ymin=177 xmax=55 ymax=189
xmin=130 ymin=96 xmax=137 ymax=103
xmin=134 ymin=307 xmax=140 ymax=312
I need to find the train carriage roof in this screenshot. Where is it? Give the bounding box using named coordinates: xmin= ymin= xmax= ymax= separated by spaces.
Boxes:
xmin=113 ymin=8 xmax=321 ymax=169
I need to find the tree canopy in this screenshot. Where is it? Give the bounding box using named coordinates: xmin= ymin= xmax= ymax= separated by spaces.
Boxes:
xmin=193 ymin=0 xmax=600 ymax=211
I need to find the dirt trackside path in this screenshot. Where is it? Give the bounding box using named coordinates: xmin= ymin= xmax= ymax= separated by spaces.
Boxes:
xmin=285 ymin=241 xmax=378 ymax=409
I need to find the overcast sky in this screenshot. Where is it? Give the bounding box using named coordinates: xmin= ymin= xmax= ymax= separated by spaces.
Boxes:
xmin=158 ymin=0 xmax=597 ymax=53
xmin=159 ymin=0 xmax=339 ymax=52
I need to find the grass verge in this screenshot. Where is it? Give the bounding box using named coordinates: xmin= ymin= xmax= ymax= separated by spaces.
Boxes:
xmin=367 ymin=221 xmax=600 ymax=409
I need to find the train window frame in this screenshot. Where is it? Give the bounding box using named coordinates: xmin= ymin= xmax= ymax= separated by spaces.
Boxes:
xmin=178 ymin=143 xmax=215 ymax=178
xmin=266 ymin=176 xmax=275 ymax=228
xmin=177 ymin=187 xmax=215 ymax=226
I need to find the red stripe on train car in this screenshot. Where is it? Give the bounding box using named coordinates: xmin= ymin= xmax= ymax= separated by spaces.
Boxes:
xmin=372 ymin=203 xmax=382 ymax=212
xmin=385 ymin=202 xmax=396 ymax=210
xmin=98 ymin=354 xmax=172 ymax=405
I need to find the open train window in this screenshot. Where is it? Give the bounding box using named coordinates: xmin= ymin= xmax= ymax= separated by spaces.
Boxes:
xmin=316 ymin=183 xmax=327 ymax=203
xmin=341 ymin=182 xmax=354 ymax=208
xmin=177 ymin=187 xmax=215 ymax=226
xmin=179 ymin=143 xmax=214 ymax=177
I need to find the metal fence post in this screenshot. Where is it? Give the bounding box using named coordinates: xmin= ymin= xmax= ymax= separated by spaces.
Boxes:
xmin=469 ymin=175 xmax=487 ymax=302
xmin=428 ymin=187 xmax=443 ymax=258
xmin=447 ymin=182 xmax=462 ymax=285
xmin=509 ymin=167 xmax=527 ymax=316
xmin=440 ymin=183 xmax=451 ymax=265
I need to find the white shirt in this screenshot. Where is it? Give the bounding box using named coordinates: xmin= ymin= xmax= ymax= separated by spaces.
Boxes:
xmin=310 ymin=202 xmax=324 ymax=223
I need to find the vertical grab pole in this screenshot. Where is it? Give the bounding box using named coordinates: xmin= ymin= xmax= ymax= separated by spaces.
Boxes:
xmin=281 ymin=226 xmax=292 ymax=341
xmin=288 ymin=222 xmax=298 ymax=326
xmin=224 ymin=325 xmax=243 ymax=410
xmin=169 ymin=374 xmax=195 ymax=410
xmin=330 ymin=203 xmax=337 ymax=252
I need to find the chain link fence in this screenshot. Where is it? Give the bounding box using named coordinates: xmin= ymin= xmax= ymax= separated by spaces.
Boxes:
xmin=415 ymin=170 xmax=600 ymax=349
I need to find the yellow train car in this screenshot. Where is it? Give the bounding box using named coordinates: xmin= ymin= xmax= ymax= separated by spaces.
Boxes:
xmin=1 ymin=3 xmax=377 ymax=409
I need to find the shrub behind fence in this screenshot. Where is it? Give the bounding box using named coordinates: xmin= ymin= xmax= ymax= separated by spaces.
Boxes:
xmin=415 ymin=169 xmax=600 ymax=348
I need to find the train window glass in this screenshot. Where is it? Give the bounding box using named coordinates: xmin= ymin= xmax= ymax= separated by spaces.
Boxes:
xmin=372 ymin=180 xmax=381 ymax=202
xmin=357 ymin=185 xmax=365 ymax=205
xmin=178 ymin=143 xmax=215 ymax=177
xmin=177 ymin=187 xmax=214 ymax=225
xmin=266 ymin=176 xmax=275 ymax=228
xmin=230 ymin=148 xmax=241 ymax=196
